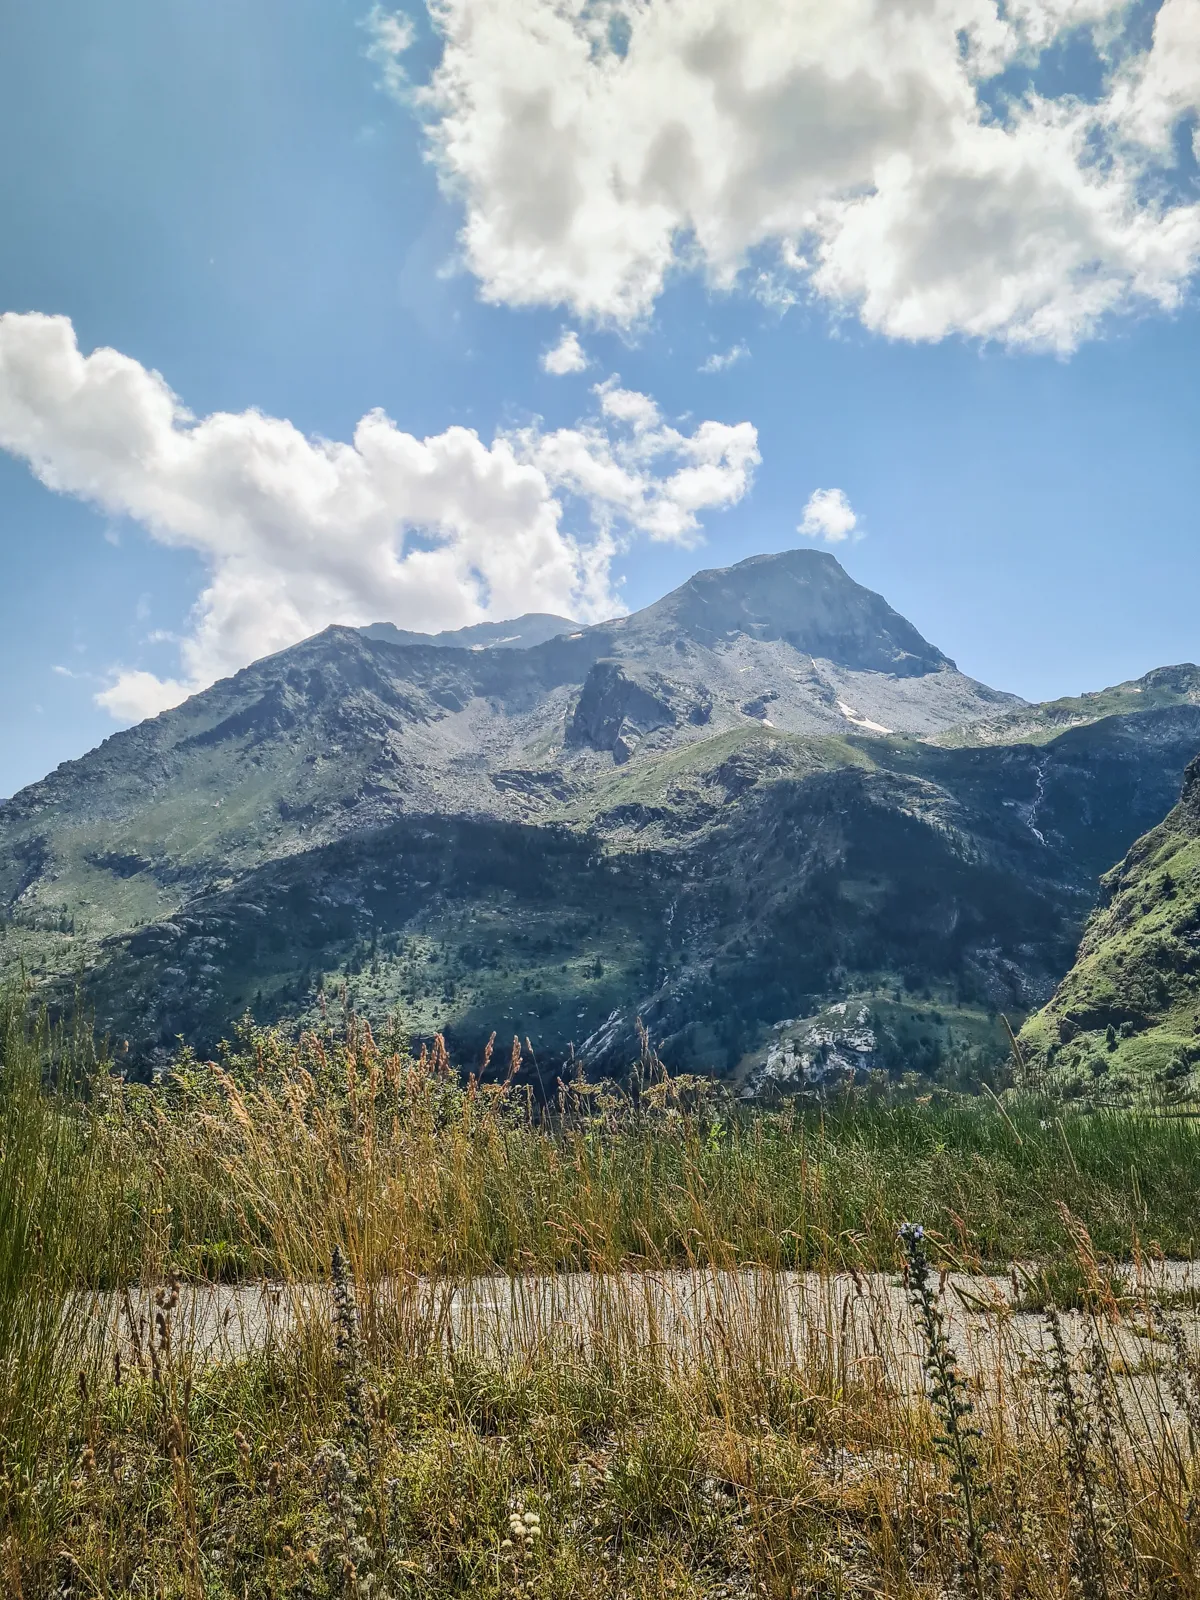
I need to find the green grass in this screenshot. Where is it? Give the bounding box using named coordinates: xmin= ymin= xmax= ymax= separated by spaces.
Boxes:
xmin=553 ymin=726 xmax=875 ymax=830
xmin=0 ymin=992 xmax=124 ymax=1504
xmin=12 ymin=1005 xmax=1200 ymax=1287
xmin=1021 ymin=757 xmax=1200 ymax=1102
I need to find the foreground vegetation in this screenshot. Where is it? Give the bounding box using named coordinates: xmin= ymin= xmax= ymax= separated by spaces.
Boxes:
xmin=8 ymin=991 xmax=1200 ymax=1595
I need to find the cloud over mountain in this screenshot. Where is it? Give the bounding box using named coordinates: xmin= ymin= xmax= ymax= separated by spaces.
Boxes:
xmin=0 ymin=312 xmax=757 ymax=720
xmin=387 ymin=0 xmax=1200 ymax=348
xmin=799 ymin=488 xmax=858 ymax=544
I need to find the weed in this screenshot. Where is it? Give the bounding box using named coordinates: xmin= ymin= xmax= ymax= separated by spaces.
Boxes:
xmin=1043 ymin=1307 xmax=1110 ymax=1600
xmin=899 ymin=1222 xmax=993 ymax=1597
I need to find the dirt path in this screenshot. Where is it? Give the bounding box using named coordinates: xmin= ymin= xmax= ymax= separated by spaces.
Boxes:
xmin=94 ymin=1259 xmax=1200 ymax=1437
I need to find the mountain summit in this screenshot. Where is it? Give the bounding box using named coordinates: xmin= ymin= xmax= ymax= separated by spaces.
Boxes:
xmin=607 ymin=549 xmax=952 ymax=676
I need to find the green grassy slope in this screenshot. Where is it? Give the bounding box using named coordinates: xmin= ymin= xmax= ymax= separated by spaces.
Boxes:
xmin=1020 ymin=754 xmax=1200 ymax=1102
xmin=937 ymin=663 xmax=1200 ymax=747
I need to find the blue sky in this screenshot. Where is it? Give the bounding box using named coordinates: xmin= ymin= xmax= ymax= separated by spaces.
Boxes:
xmin=1 ymin=0 xmax=1199 ymax=797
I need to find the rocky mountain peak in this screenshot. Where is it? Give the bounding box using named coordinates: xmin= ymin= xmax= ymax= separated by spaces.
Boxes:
xmin=608 ymin=548 xmax=952 ymax=677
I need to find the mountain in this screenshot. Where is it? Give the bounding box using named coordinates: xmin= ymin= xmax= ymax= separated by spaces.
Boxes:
xmin=2 ymin=547 xmax=1199 ymax=1088
xmin=360 ymin=613 xmax=577 ymax=651
xmin=936 ymin=664 xmax=1200 ymax=748
xmin=1019 ymin=754 xmax=1200 ymax=1102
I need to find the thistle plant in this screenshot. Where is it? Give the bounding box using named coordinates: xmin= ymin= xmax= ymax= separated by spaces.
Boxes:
xmin=1162 ymin=1311 xmax=1200 ymax=1446
xmin=331 ymin=1244 xmax=368 ymax=1456
xmin=322 ymin=1246 xmax=391 ymax=1598
xmin=1043 ymin=1307 xmax=1109 ymax=1600
xmin=1081 ymin=1330 xmax=1138 ymax=1593
xmin=899 ymin=1222 xmax=992 ymax=1598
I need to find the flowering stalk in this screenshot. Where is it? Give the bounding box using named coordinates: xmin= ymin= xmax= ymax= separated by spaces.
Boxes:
xmin=331 ymin=1244 xmax=368 ymax=1456
xmin=899 ymin=1222 xmax=991 ymax=1598
xmin=1045 ymin=1309 xmax=1110 ymax=1600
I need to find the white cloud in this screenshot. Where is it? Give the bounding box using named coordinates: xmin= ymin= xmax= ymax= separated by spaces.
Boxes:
xmin=799 ymin=487 xmax=858 ymax=543
xmin=363 ymin=6 xmax=417 ymax=100
xmin=699 ymin=342 xmax=749 ymax=373
xmin=541 ymin=328 xmax=590 ymax=374
xmin=517 ymin=375 xmax=760 ymax=543
xmin=0 ymin=312 xmax=758 ymax=721
xmin=1109 ymin=0 xmax=1200 ymax=153
xmin=408 ymin=0 xmax=1200 ymax=350
xmin=96 ymin=671 xmax=192 ymax=722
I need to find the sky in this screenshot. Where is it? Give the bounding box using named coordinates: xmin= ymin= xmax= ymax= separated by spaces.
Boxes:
xmin=1 ymin=0 xmax=1199 ymax=798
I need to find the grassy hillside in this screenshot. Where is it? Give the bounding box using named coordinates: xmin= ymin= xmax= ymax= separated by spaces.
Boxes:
xmin=937 ymin=662 xmax=1200 ymax=747
xmin=1020 ymin=754 xmax=1200 ymax=1102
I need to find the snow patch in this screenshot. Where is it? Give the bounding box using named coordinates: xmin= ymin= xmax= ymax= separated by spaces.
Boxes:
xmin=836 ymin=699 xmax=893 ymax=735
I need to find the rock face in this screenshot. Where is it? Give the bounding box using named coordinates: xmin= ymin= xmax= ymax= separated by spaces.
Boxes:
xmin=741 ymin=1003 xmax=882 ymax=1096
xmin=2 ymin=545 xmax=1200 ymax=1088
xmin=1020 ymin=754 xmax=1200 ymax=1102
xmin=567 ymin=661 xmax=711 ymax=761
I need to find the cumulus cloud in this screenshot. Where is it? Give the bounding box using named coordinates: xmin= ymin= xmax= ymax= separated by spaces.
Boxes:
xmin=0 ymin=312 xmax=758 ymax=721
xmin=406 ymin=0 xmax=1200 ymax=349
xmin=799 ymin=487 xmax=858 ymax=543
xmin=1109 ymin=0 xmax=1200 ymax=153
xmin=516 ymin=375 xmax=760 ymax=543
xmin=699 ymin=342 xmax=749 ymax=373
xmin=97 ymin=671 xmax=192 ymax=723
xmin=541 ymin=328 xmax=589 ymax=374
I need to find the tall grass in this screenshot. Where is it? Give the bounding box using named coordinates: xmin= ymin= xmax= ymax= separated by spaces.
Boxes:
xmin=6 ymin=996 xmax=1200 ymax=1594
xmin=80 ymin=1013 xmax=1200 ymax=1286
xmin=0 ymin=992 xmax=117 ymax=1516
